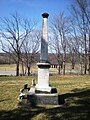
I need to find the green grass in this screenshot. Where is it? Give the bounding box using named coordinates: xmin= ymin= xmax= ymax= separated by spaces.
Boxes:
xmin=0 ymin=64 xmax=16 ymax=71
xmin=0 ymin=75 xmax=90 ymax=120
xmin=0 ymin=64 xmax=58 ymax=73
xmin=0 ymin=63 xmax=85 ymax=74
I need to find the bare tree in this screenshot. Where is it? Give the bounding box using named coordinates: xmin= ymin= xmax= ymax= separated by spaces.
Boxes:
xmin=67 ymin=35 xmax=84 ymax=74
xmin=49 ymin=35 xmax=63 ymax=74
xmin=76 ymin=0 xmax=90 ymax=74
xmin=0 ymin=12 xmax=36 ymax=76
xmin=69 ymin=0 xmax=90 ymax=74
xmin=50 ymin=12 xmax=70 ymax=74
xmin=21 ymin=30 xmax=40 ymax=76
xmin=67 ymin=36 xmax=76 ymax=69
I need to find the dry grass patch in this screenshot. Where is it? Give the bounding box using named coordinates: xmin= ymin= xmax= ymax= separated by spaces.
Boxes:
xmin=0 ymin=75 xmax=90 ymax=120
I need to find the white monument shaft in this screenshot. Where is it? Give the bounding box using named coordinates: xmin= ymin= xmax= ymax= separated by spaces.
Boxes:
xmin=41 ymin=16 xmax=48 ymax=62
xmin=36 ymin=13 xmax=51 ymax=92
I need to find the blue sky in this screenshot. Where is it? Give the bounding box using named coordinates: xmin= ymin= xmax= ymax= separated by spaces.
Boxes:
xmin=0 ymin=0 xmax=72 ymax=52
xmin=0 ymin=0 xmax=72 ymax=26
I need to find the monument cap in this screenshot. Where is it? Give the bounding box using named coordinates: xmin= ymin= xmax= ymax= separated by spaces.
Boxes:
xmin=42 ymin=13 xmax=49 ymax=18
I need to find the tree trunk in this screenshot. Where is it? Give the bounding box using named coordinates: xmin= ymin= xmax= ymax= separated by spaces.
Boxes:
xmin=16 ymin=62 xmax=19 ymax=76
xmin=16 ymin=53 xmax=20 ymax=76
xmin=27 ymin=66 xmax=30 ymax=76
xmin=71 ymin=58 xmax=75 ymax=69
xmin=21 ymin=61 xmax=24 ymax=76
xmin=88 ymin=30 xmax=90 ymax=74
xmin=84 ymin=33 xmax=87 ymax=74
xmin=63 ymin=60 xmax=65 ymax=75
xmin=80 ymin=62 xmax=83 ymax=75
xmin=27 ymin=64 xmax=30 ymax=76
xmin=58 ymin=64 xmax=61 ymax=74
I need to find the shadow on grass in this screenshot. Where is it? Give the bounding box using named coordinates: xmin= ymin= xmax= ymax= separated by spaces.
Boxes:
xmin=0 ymin=99 xmax=11 ymax=103
xmin=0 ymin=88 xmax=90 ymax=120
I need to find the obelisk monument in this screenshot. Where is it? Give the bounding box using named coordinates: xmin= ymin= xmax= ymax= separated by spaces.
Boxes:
xmin=26 ymin=13 xmax=61 ymax=105
xmin=36 ymin=13 xmax=51 ymax=92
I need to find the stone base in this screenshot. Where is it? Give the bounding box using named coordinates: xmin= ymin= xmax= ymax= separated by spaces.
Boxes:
xmin=35 ymin=87 xmax=57 ymax=94
xmin=35 ymin=86 xmax=51 ymax=93
xmin=27 ymin=93 xmax=59 ymax=106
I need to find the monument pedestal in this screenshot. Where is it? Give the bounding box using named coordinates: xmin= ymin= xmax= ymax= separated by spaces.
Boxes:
xmin=27 ymin=93 xmax=59 ymax=106
xmin=35 ymin=63 xmax=51 ymax=92
xmin=27 ymin=62 xmax=59 ymax=106
xmin=20 ymin=74 xmax=60 ymax=106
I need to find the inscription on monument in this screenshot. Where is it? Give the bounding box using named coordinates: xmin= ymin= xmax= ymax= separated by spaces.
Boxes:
xmin=38 ymin=67 xmax=49 ymax=88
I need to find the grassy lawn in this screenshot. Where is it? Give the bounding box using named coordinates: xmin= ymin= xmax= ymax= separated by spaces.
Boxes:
xmin=0 ymin=64 xmax=58 ymax=73
xmin=0 ymin=75 xmax=90 ymax=120
xmin=0 ymin=64 xmax=16 ymax=71
xmin=0 ymin=63 xmax=83 ymax=74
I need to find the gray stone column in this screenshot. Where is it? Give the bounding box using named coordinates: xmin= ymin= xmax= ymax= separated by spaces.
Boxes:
xmin=40 ymin=13 xmax=49 ymax=63
xmin=35 ymin=13 xmax=51 ymax=92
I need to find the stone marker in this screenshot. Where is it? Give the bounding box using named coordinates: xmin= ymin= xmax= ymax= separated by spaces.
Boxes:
xmin=27 ymin=13 xmax=59 ymax=105
xmin=19 ymin=13 xmax=64 ymax=106
xmin=35 ymin=13 xmax=51 ymax=92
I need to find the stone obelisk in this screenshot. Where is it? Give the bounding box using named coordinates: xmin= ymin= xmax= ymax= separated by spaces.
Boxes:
xmin=36 ymin=13 xmax=51 ymax=92
xmin=26 ymin=13 xmax=61 ymax=106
